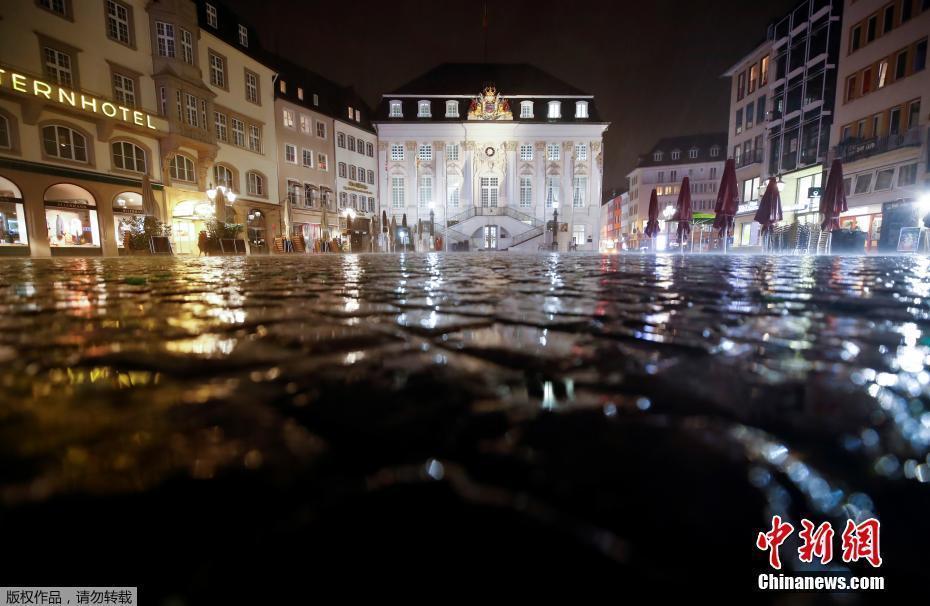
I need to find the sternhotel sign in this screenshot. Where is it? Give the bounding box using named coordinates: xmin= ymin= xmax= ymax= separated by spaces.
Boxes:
xmin=0 ymin=67 xmax=160 ymax=130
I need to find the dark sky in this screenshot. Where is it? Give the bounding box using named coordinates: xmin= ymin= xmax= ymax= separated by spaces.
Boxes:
xmin=224 ymin=0 xmax=798 ymax=195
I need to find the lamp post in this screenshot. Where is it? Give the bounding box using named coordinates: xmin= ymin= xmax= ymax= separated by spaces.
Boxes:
xmin=206 ymin=184 xmax=237 ymax=223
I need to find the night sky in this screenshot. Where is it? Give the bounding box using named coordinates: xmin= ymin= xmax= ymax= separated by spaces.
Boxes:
xmin=224 ymin=0 xmax=799 ymax=196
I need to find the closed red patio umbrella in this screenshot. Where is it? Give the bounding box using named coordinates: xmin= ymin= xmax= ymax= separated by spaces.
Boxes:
xmin=713 ymin=158 xmax=739 ymax=253
xmin=754 ymin=177 xmax=783 ymax=251
xmin=644 ymin=188 xmax=660 ymax=241
xmin=676 ymin=176 xmax=693 ymax=250
xmin=819 ymin=159 xmax=847 ymax=232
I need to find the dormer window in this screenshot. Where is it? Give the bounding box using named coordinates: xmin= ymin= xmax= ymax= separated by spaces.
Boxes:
xmin=297 ymin=87 xmax=303 ymax=100
xmin=238 ymin=24 xmax=248 ymax=47
xmin=575 ymin=101 xmax=589 ymax=119
xmin=418 ymin=100 xmax=431 ymax=117
xmin=389 ymin=100 xmax=403 ymax=117
xmin=710 ymin=145 xmax=720 ymax=157
xmin=445 ymin=100 xmax=459 ymax=118
xmin=689 ymin=148 xmax=698 ymax=159
xmin=279 ymin=80 xmax=286 ymax=94
xmin=547 ymin=101 xmax=561 ymax=119
xmin=653 ymin=151 xmax=663 ymax=162
xmin=671 ymin=149 xmax=681 ymax=160
xmin=206 ymin=3 xmax=218 ymax=28
xmin=347 ymin=106 xmax=354 ymax=119
xmin=520 ymin=101 xmax=533 ymax=118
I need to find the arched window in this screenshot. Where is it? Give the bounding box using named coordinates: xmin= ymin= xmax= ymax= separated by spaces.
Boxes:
xmin=44 ymin=183 xmax=100 ymax=248
xmin=575 ymin=101 xmax=589 ymax=118
xmin=0 ymin=175 xmax=28 ymax=247
xmin=653 ymin=151 xmax=663 ymax=162
xmin=520 ymin=101 xmax=533 ymax=119
xmin=389 ymin=100 xmax=403 ymax=117
xmin=671 ymin=149 xmax=681 ymax=160
xmin=417 ymin=100 xmax=431 ymax=117
xmin=42 ymin=124 xmax=88 ymax=162
xmin=0 ymin=114 xmax=12 ymax=150
xmin=445 ymin=100 xmax=459 ymax=117
xmin=169 ymin=154 xmax=196 ymax=183
xmin=246 ymin=170 xmax=265 ymax=197
xmin=111 ymin=141 xmax=146 ymax=173
xmin=213 ymin=164 xmax=236 ymax=190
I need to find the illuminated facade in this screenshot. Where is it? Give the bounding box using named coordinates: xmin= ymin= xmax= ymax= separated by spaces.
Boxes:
xmin=0 ymin=0 xmax=169 ymax=256
xmin=374 ymin=63 xmax=608 ymax=252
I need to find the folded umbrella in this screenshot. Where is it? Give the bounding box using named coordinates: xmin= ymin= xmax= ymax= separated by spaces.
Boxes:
xmin=676 ymin=177 xmax=693 ymax=243
xmin=819 ymin=159 xmax=847 ymax=232
xmin=754 ymin=177 xmax=783 ymax=237
xmin=643 ymin=189 xmax=660 ymax=238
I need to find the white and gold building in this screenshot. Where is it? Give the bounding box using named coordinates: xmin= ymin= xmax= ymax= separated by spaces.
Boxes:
xmin=373 ymin=63 xmax=608 ymax=252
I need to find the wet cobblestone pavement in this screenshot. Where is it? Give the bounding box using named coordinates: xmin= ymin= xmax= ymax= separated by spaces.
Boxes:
xmin=1 ymin=253 xmax=929 ymax=601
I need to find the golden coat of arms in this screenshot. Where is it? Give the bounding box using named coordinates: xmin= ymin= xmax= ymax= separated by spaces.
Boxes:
xmin=467 ymin=86 xmax=512 ymax=120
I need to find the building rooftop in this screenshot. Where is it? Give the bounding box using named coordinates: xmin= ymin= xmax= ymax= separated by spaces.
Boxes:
xmin=632 ymin=133 xmax=728 ymax=170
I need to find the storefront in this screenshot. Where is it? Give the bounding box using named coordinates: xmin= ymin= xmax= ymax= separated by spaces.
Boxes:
xmin=44 ymin=183 xmax=101 ymax=254
xmin=838 ymin=204 xmax=883 ymax=253
xmin=0 ymin=175 xmax=29 ymax=255
xmin=113 ymin=192 xmax=145 ymax=252
xmin=171 ymin=199 xmax=214 ymax=255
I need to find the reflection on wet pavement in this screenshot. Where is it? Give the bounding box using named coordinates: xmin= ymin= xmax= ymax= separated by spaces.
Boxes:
xmin=0 ymin=252 xmax=928 ymax=598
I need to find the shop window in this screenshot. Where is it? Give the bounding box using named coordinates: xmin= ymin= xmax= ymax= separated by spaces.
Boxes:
xmin=0 ymin=175 xmax=29 ymax=247
xmin=44 ymin=183 xmax=100 ymax=247
xmin=113 ymin=191 xmax=144 ymax=248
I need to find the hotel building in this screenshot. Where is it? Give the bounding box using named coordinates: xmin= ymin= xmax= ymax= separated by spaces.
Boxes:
xmin=0 ymin=0 xmax=169 ymax=256
xmin=334 ymin=88 xmax=379 ymax=251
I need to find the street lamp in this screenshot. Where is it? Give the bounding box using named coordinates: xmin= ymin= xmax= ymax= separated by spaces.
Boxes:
xmin=206 ymin=184 xmax=237 ymax=223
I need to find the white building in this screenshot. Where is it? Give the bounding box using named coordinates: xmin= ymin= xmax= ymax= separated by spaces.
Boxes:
xmin=624 ymin=134 xmax=726 ymax=249
xmin=373 ymin=63 xmax=608 ymax=252
xmin=829 ymin=0 xmax=929 ymax=252
xmin=335 ymin=89 xmax=378 ymax=251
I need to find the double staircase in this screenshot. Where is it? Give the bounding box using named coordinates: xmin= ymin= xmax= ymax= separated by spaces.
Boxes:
xmin=445 ymin=206 xmax=546 ymax=250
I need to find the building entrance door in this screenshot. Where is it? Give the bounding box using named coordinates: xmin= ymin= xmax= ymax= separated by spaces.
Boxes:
xmin=483 ymin=225 xmax=498 ymax=250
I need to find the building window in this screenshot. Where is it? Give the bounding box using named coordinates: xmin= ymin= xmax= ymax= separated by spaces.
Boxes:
xmin=303 ymin=149 xmax=314 ymax=168
xmin=417 ymin=175 xmax=432 ymax=207
xmin=366 ymin=142 xmax=374 ymax=157
xmin=43 ymin=46 xmax=74 ymax=87
xmin=572 ymin=177 xmax=587 ymax=208
xmin=105 ymin=0 xmax=133 ymax=46
xmin=245 ymin=70 xmax=259 ymax=104
xmin=179 ymin=28 xmax=193 ymax=64
xmin=520 ymin=176 xmax=533 ymax=208
xmin=238 ymin=25 xmax=249 ymax=47
xmin=312 ymin=94 xmax=319 ymax=106
xmin=316 ymin=121 xmax=327 ymax=139
xmin=854 ymin=173 xmax=872 ymax=194
xmin=214 ymin=164 xmax=234 ymax=189
xmin=417 ymin=100 xmax=431 ymax=117
xmin=155 ymin=22 xmax=175 ymax=58
xmin=247 ymin=171 xmax=265 ymax=196
xmin=418 ymin=144 xmax=432 ymax=161
xmin=737 ymin=72 xmax=746 ymax=100
xmin=546 ymin=176 xmax=560 ymax=208
xmin=916 ymin=38 xmax=927 ymax=72
xmin=206 ymin=3 xmax=217 ymax=27
xmin=42 ymin=124 xmax=87 ymax=162
xmin=286 ymin=179 xmax=300 ymax=205
xmin=348 ymin=165 xmax=356 ymax=180
xmin=184 ymin=93 xmax=198 ymax=127
xmin=547 ymin=143 xmax=560 ymax=161
xmin=874 ymin=168 xmax=895 ymax=191
xmin=446 ymin=143 xmax=459 ymax=161
xmin=575 ymin=143 xmax=588 ymax=161
xmin=671 ymin=149 xmax=681 ymax=160
xmin=479 ymin=177 xmax=498 ymax=208
xmin=38 ymin=0 xmax=70 ymax=18
xmin=688 ymin=148 xmax=698 ymax=159
xmin=296 ymin=87 xmax=303 ymax=100
xmin=169 ymin=154 xmax=195 ymax=182
xmin=898 ymin=163 xmax=917 ymax=186
xmin=572 ymin=225 xmax=585 ymax=247
xmin=760 ymin=56 xmax=769 ymax=86
xmin=520 ymin=101 xmax=533 ymax=118
xmin=209 ymin=52 xmax=226 ymax=88
xmin=0 ymin=115 xmax=11 ymax=150
xmin=283 ymin=109 xmax=295 ymax=129
xmin=248 ymin=125 xmax=261 ymax=152
xmin=447 ymin=181 xmax=460 ymax=207
xmin=214 ymin=112 xmax=227 ymax=141
xmin=547 ymin=101 xmax=561 ymax=119
xmin=367 ymin=169 xmax=375 ymax=184
xmin=389 ymin=100 xmax=403 ymax=117
xmin=390 ymin=143 xmax=404 ymax=161
xmin=445 ymin=100 xmax=459 ymax=117
xmin=112 ymin=72 xmax=136 ymax=107
xmin=653 ymin=151 xmax=663 ymax=161
xmin=520 ymin=144 xmax=534 ymax=161
xmin=575 ymin=101 xmax=588 ymax=118
xmin=111 ymin=141 xmax=145 ymax=173
xmin=347 ymin=136 xmax=356 ymax=152
xmin=297 ymin=113 xmax=310 ymax=134
xmin=317 ymin=153 xmax=328 ymax=171
xmin=391 ymin=176 xmax=405 ymax=208
xmin=347 ymin=106 xmax=354 ymax=119
xmin=284 ymin=144 xmax=297 ymax=164
xmin=231 ymin=118 xmax=245 ymax=146
xmin=337 ymin=133 xmax=345 ymax=148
